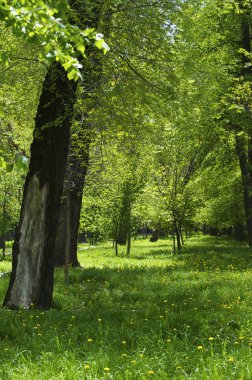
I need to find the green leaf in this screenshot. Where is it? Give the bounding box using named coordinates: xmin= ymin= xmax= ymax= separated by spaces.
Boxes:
xmin=16 ymin=155 xmax=29 ymax=171
xmin=95 ymin=39 xmax=103 ymax=49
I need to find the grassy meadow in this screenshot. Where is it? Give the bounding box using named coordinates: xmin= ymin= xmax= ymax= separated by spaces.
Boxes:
xmin=0 ymin=235 xmax=252 ymax=379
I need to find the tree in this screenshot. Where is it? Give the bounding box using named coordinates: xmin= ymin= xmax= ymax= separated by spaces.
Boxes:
xmin=3 ymin=0 xmax=108 ymax=309
xmin=54 ymin=0 xmax=111 ymax=267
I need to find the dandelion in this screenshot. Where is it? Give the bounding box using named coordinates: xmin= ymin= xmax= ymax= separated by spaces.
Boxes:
xmin=227 ymin=357 xmax=234 ymax=362
xmin=98 ymin=318 xmax=102 ymax=322
xmin=167 ymin=339 xmax=171 ymax=343
xmin=139 ymin=353 xmax=144 ymax=358
xmin=87 ymin=338 xmax=93 ymax=342
xmin=208 ymin=337 xmax=214 ymax=341
xmin=131 ymin=360 xmax=136 ymax=364
xmin=84 ymin=365 xmax=90 ymax=369
xmin=104 ymin=367 xmax=110 ymax=372
xmin=122 ymin=353 xmax=127 ymax=357
xmin=197 ymin=345 xmax=203 ymax=350
xmin=147 ymin=370 xmax=155 ymax=375
xmin=122 ymin=340 xmax=127 ymax=344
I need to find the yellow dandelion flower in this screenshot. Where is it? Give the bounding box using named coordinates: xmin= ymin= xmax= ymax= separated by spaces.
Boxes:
xmin=131 ymin=360 xmax=136 ymax=364
xmin=104 ymin=367 xmax=110 ymax=372
xmin=227 ymin=357 xmax=234 ymax=362
xmin=147 ymin=370 xmax=155 ymax=375
xmin=122 ymin=353 xmax=127 ymax=357
xmin=122 ymin=340 xmax=127 ymax=344
xmin=197 ymin=345 xmax=203 ymax=350
xmin=208 ymin=337 xmax=214 ymax=341
xmin=84 ymin=365 xmax=90 ymax=369
xmin=87 ymin=338 xmax=93 ymax=342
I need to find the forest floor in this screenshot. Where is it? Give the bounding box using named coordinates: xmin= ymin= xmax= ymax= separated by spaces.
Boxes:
xmin=0 ymin=235 xmax=252 ymax=379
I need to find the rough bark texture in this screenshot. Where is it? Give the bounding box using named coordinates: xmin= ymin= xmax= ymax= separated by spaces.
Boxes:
xmin=54 ymin=128 xmax=90 ymax=267
xmin=235 ymin=4 xmax=252 ymax=246
xmin=236 ymin=134 xmax=252 ymax=246
xmin=54 ymin=0 xmax=111 ymax=266
xmin=3 ymin=63 xmax=77 ymax=309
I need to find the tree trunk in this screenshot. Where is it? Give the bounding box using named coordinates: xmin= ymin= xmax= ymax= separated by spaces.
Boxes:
xmin=172 ymin=230 xmax=176 ymax=255
xmin=235 ymin=134 xmax=252 ymax=246
xmin=3 ymin=62 xmax=77 ymax=309
xmin=174 ymin=222 xmax=181 ymax=251
xmin=54 ymin=0 xmax=111 ymax=266
xmin=64 ymin=195 xmax=71 ymax=285
xmin=126 ymin=224 xmax=131 ymax=257
xmin=234 ymin=5 xmax=252 ymax=246
xmin=54 ymin=127 xmax=90 ymax=267
xmin=1 ymin=182 xmax=7 ymax=259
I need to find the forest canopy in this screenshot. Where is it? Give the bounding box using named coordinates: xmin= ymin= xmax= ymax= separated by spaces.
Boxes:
xmin=0 ymin=0 xmax=251 ymax=308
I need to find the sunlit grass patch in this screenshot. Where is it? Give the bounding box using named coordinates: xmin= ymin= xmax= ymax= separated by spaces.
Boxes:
xmin=0 ymin=235 xmax=252 ymax=379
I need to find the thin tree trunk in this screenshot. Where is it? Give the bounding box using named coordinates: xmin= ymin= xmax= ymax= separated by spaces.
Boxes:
xmin=180 ymin=227 xmax=184 ymax=245
xmin=64 ymin=196 xmax=71 ymax=285
xmin=172 ymin=230 xmax=176 ymax=255
xmin=235 ymin=134 xmax=252 ymax=246
xmin=2 ymin=183 xmax=6 ymax=259
xmin=3 ymin=62 xmax=77 ymax=309
xmin=174 ymin=222 xmax=181 ymax=252
xmin=126 ymin=230 xmax=131 ymax=256
xmin=234 ymin=3 xmax=252 ymax=246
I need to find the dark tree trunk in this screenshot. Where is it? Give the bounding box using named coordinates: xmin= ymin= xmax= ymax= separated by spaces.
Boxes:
xmin=174 ymin=223 xmax=181 ymax=251
xmin=179 ymin=226 xmax=184 ymax=245
xmin=235 ymin=134 xmax=252 ymax=246
xmin=1 ymin=182 xmax=7 ymax=259
xmin=54 ymin=0 xmax=111 ymax=267
xmin=54 ymin=126 xmax=90 ymax=267
xmin=126 ymin=219 xmax=131 ymax=257
xmin=172 ymin=231 xmax=176 ymax=255
xmin=3 ymin=63 xmax=77 ymax=309
xmin=150 ymin=228 xmax=160 ymax=242
xmin=234 ymin=5 xmax=252 ymax=246
xmin=64 ymin=195 xmax=71 ymax=285
xmin=233 ymin=222 xmax=245 ymax=242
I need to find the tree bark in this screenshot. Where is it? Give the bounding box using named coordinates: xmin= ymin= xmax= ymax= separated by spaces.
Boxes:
xmin=235 ymin=134 xmax=252 ymax=246
xmin=64 ymin=195 xmax=71 ymax=285
xmin=54 ymin=126 xmax=90 ymax=267
xmin=234 ymin=3 xmax=252 ymax=246
xmin=54 ymin=0 xmax=111 ymax=267
xmin=3 ymin=62 xmax=77 ymax=309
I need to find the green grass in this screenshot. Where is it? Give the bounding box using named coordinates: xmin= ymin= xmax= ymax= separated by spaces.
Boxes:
xmin=0 ymin=235 xmax=252 ymax=379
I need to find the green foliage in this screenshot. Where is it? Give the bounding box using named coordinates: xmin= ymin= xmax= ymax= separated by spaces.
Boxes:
xmin=0 ymin=0 xmax=109 ymax=81
xmin=0 ymin=168 xmax=24 ymax=237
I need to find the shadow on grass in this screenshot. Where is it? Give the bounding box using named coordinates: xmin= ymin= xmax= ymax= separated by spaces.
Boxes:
xmin=0 ymin=235 xmax=251 ymax=378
